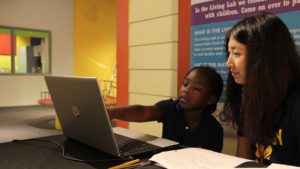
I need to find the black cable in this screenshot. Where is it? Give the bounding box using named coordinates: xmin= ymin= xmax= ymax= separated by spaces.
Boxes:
xmin=13 ymin=138 xmax=133 ymax=162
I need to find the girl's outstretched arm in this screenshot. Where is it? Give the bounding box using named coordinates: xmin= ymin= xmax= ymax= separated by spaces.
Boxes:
xmin=107 ymin=105 xmax=161 ymax=122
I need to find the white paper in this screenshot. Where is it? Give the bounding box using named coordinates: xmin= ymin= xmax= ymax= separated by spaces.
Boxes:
xmin=268 ymin=163 xmax=300 ymax=169
xmin=150 ymin=147 xmax=252 ymax=169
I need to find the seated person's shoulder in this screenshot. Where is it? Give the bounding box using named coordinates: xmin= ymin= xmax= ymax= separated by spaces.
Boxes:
xmin=155 ymin=99 xmax=178 ymax=112
xmin=198 ymin=114 xmax=224 ymax=142
xmin=205 ymin=114 xmax=223 ymax=131
xmin=155 ymin=99 xmax=177 ymax=106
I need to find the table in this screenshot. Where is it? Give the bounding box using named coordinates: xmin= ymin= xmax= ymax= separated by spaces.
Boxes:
xmin=0 ymin=135 xmax=263 ymax=169
xmin=0 ymin=135 xmax=160 ymax=169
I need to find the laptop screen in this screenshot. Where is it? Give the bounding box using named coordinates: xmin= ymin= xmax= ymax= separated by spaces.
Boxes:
xmin=45 ymin=75 xmax=121 ymax=156
xmin=45 ymin=75 xmax=179 ymax=158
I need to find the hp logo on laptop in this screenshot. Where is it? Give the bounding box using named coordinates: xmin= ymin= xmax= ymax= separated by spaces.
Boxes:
xmin=72 ymin=105 xmax=80 ymax=118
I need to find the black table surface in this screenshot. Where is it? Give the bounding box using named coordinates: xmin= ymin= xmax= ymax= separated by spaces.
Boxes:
xmin=0 ymin=135 xmax=162 ymax=169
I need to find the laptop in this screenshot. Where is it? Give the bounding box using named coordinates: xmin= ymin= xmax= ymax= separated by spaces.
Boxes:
xmin=44 ymin=75 xmax=179 ymax=158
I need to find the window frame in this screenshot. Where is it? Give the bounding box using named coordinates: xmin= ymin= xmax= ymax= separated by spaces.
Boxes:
xmin=0 ymin=25 xmax=52 ymax=75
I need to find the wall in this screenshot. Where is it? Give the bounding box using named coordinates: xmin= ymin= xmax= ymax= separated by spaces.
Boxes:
xmin=126 ymin=0 xmax=237 ymax=155
xmin=128 ymin=0 xmax=178 ymax=136
xmin=0 ymin=0 xmax=73 ymax=107
xmin=74 ymin=0 xmax=116 ymax=82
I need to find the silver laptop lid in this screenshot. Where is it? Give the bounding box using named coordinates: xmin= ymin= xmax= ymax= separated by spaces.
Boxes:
xmin=44 ymin=75 xmax=121 ymax=157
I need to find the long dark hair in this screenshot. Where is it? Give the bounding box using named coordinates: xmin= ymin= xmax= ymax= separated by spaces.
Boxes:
xmin=223 ymin=12 xmax=300 ymax=145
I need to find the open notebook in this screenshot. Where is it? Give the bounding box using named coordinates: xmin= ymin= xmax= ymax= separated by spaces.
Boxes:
xmin=44 ymin=75 xmax=179 ymax=158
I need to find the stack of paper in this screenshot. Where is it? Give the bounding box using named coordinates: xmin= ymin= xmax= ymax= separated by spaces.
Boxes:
xmin=150 ymin=148 xmax=300 ymax=169
xmin=150 ymin=148 xmax=251 ymax=169
xmin=268 ymin=163 xmax=300 ymax=169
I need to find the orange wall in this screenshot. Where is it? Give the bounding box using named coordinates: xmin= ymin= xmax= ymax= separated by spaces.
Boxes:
xmin=116 ymin=0 xmax=128 ymax=107
xmin=74 ymin=0 xmax=116 ymax=81
xmin=116 ymin=0 xmax=129 ymax=128
xmin=178 ymin=0 xmax=191 ymax=92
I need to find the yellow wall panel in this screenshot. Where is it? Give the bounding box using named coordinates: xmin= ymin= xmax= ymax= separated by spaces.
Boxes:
xmin=129 ymin=43 xmax=178 ymax=69
xmin=129 ymin=0 xmax=178 ymax=22
xmin=129 ymin=93 xmax=171 ymax=105
xmin=74 ymin=0 xmax=116 ymax=81
xmin=129 ymin=15 xmax=178 ymax=46
xmin=128 ymin=0 xmax=178 ymax=135
xmin=129 ymin=70 xmax=177 ymax=97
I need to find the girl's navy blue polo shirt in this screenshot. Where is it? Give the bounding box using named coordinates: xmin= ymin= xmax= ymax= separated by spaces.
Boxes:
xmin=155 ymin=99 xmax=223 ymax=152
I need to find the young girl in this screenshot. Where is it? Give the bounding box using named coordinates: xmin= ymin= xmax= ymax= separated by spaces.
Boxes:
xmin=108 ymin=66 xmax=224 ymax=152
xmin=224 ymin=12 xmax=300 ymax=166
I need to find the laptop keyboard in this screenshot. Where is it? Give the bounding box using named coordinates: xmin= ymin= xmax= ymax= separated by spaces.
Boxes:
xmin=114 ymin=134 xmax=161 ymax=157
